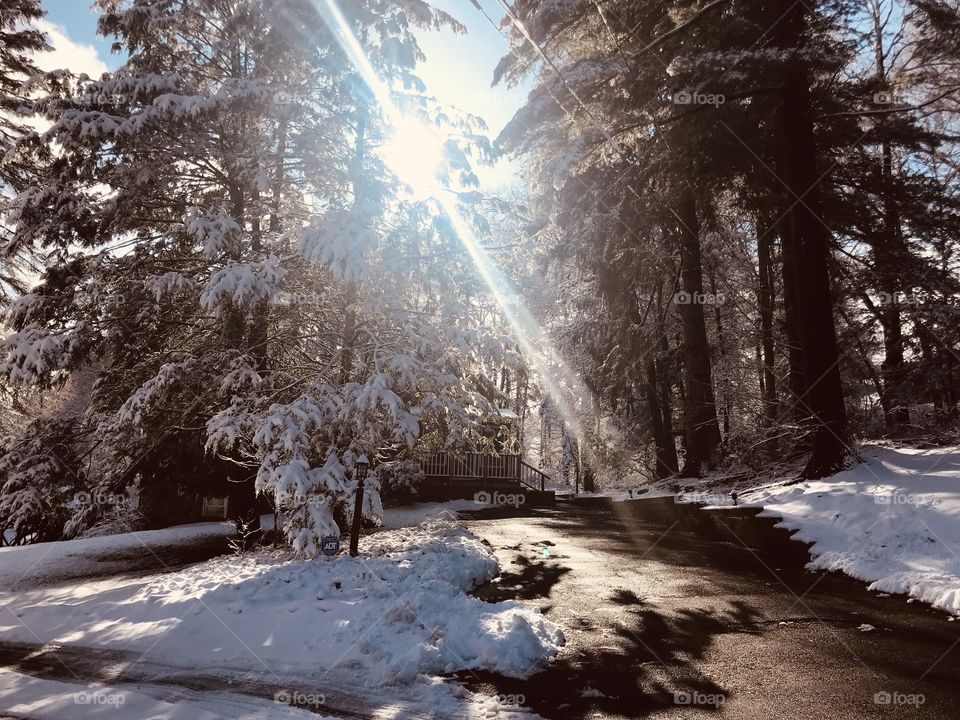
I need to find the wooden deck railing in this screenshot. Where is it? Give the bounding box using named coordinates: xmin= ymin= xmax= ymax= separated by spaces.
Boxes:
xmin=423 ymin=453 xmax=551 ymax=492
xmin=423 ymin=452 xmax=520 ymax=482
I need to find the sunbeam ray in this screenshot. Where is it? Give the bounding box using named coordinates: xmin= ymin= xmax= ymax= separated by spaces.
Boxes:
xmin=315 ymin=0 xmax=599 ymax=465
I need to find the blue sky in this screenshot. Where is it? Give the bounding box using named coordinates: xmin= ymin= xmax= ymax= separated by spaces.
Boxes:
xmin=42 ymin=0 xmax=117 ymax=67
xmin=39 ymin=0 xmax=527 ymax=186
xmin=417 ymin=0 xmax=528 ymax=135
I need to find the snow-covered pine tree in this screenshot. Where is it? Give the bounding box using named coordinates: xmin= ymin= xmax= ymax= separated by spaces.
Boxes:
xmin=1 ymin=0 xmax=511 ymax=553
xmin=0 ymin=0 xmax=49 ymax=307
xmin=0 ymin=0 xmax=48 ymax=192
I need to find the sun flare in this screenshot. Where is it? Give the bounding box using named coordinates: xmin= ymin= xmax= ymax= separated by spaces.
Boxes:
xmin=381 ymin=115 xmax=445 ymax=199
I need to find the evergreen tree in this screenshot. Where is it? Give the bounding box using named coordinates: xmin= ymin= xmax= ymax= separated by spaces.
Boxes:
xmin=0 ymin=0 xmax=49 ymax=307
xmin=1 ymin=0 xmax=508 ymax=554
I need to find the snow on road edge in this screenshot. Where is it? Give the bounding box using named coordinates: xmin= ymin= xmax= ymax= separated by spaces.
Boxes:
xmin=741 ymin=445 xmax=960 ymax=616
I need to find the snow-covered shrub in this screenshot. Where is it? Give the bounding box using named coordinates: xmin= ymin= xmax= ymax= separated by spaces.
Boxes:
xmin=207 ymin=374 xmax=418 ymax=556
xmin=376 ymin=460 xmax=425 ymax=504
xmin=79 ymin=506 xmax=148 ymax=538
xmin=0 ymin=418 xmax=83 ymax=545
xmin=227 ymin=517 xmax=262 ymax=555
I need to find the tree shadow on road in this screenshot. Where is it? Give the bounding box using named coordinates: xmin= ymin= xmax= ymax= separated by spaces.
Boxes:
xmin=463 ymin=500 xmax=960 ymax=718
xmin=459 ymin=596 xmax=761 ymax=718
xmin=472 ymin=554 xmax=572 ymax=602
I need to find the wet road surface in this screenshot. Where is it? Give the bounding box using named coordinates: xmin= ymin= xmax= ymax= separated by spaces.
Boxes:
xmin=461 ymin=498 xmax=960 ymax=719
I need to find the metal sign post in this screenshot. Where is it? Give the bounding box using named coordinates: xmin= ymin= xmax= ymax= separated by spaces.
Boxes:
xmin=349 ymin=454 xmax=369 ymax=557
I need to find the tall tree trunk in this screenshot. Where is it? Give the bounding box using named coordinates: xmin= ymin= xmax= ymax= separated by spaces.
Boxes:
xmin=877 ymin=184 xmax=909 ymax=429
xmin=676 ymin=187 xmax=721 ymax=476
xmin=224 ymin=41 xmax=248 ymax=350
xmin=269 ymin=116 xmax=288 ymax=236
xmin=870 ymin=3 xmax=910 ymax=429
xmin=780 ymin=217 xmax=807 ymax=424
xmin=247 ymin=116 xmax=288 ymax=374
xmin=340 ymin=119 xmax=365 ymax=383
xmin=646 ymin=356 xmax=678 ymax=478
xmin=226 ymin=170 xmax=257 ymax=532
xmin=757 ymin=218 xmax=778 ymax=455
xmin=776 ymin=1 xmax=852 ymax=479
xmin=224 ymin=180 xmax=247 ymax=347
xmin=708 ymin=272 xmax=730 ymax=438
xmin=643 ymin=281 xmax=679 ymax=478
xmin=658 ymin=328 xmax=676 ymax=455
xmin=248 ymin=187 xmax=269 ymax=372
xmin=877 ymin=142 xmax=909 ymax=428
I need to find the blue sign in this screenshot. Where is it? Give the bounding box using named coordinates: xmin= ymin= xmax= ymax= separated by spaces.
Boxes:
xmin=321 ymin=536 xmax=340 ymax=557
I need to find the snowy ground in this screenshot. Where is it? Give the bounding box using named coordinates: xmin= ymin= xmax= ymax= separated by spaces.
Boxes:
xmin=739 ymin=445 xmax=960 ymax=617
xmin=0 ymin=518 xmax=563 ymax=718
xmin=0 ymin=522 xmax=236 ymax=590
xmin=0 ymin=668 xmax=334 ymax=720
xmin=379 ymin=499 xmax=481 ymax=529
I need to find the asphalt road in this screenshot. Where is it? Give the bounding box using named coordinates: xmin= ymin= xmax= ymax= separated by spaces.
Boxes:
xmin=460 ymin=498 xmax=960 ymax=720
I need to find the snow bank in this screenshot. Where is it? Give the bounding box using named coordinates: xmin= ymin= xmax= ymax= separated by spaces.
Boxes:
xmin=379 ymin=499 xmax=480 ymax=529
xmin=0 ymin=522 xmax=235 ymax=589
xmin=743 ymin=446 xmax=960 ymax=616
xmin=575 ymin=488 xmax=675 ymax=502
xmin=0 ymin=521 xmax=563 ymax=689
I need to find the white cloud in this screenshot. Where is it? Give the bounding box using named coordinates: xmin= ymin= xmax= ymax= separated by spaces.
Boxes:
xmin=34 ymin=19 xmax=109 ymax=78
